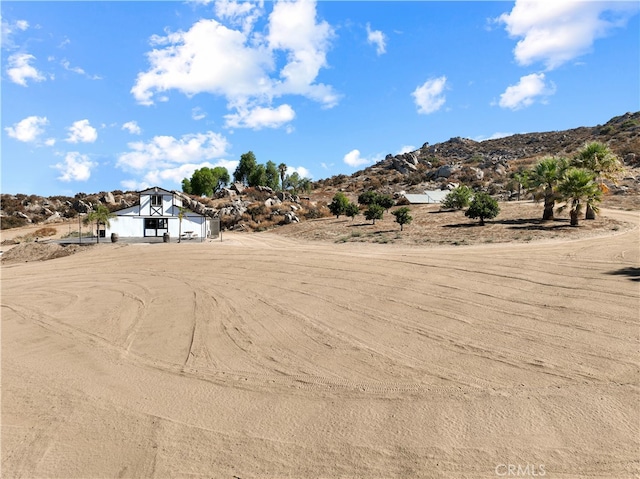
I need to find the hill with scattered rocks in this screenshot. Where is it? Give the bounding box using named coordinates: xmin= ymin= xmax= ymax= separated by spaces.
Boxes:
xmin=314 ymin=111 xmax=640 ymax=202
xmin=1 ymin=112 xmax=639 ymax=232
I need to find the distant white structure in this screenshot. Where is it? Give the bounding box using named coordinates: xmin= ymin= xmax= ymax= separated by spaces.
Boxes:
xmin=403 ymin=190 xmax=450 ymax=204
xmin=104 ymin=187 xmax=211 ymax=241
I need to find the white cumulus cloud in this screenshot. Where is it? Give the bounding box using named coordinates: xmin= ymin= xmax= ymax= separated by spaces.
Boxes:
xmin=225 ymin=103 xmax=295 ymax=129
xmin=214 ymin=0 xmax=264 ymax=33
xmin=117 ymin=131 xmax=230 ymax=172
xmin=122 ymin=121 xmax=142 ymax=135
xmin=66 ymin=119 xmax=98 ymax=143
xmin=412 ymin=76 xmax=447 ymax=115
xmin=6 ymin=53 xmax=46 ymax=86
xmin=498 ymin=1 xmax=638 ymax=70
xmin=131 ymin=0 xmax=338 ymax=130
xmin=5 ymin=115 xmax=48 ymax=142
xmin=366 ymin=23 xmax=386 ymax=55
xmin=53 ymin=152 xmax=97 ymax=182
xmin=343 ymin=149 xmax=381 ymax=168
xmin=2 ymin=18 xmax=29 ymax=49
xmin=498 ymin=73 xmax=555 ymax=110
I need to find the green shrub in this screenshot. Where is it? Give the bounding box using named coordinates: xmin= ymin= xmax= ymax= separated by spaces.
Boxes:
xmin=328 ymin=192 xmax=350 ymax=218
xmin=391 ymin=207 xmax=413 ymax=231
xmin=364 ymin=204 xmax=384 ymax=224
xmin=442 ymin=185 xmax=472 ymax=210
xmin=465 ymin=192 xmax=500 ymax=226
xmin=345 ymin=202 xmax=360 ymax=220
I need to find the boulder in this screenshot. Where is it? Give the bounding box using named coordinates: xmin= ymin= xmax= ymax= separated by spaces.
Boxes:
xmin=276 ymin=191 xmax=294 ymax=202
xmin=265 ymin=197 xmax=282 ymax=208
xmin=72 ymin=199 xmax=92 ymax=214
xmin=391 ymin=156 xmax=418 ymax=175
xmin=471 ymin=167 xmax=484 ymax=180
xmin=231 ymin=182 xmax=246 ymax=194
xmin=434 ymin=164 xmax=459 ymax=179
xmin=101 ymin=192 xmax=116 ymax=205
xmin=219 ymin=188 xmax=236 ymax=198
xmin=283 ymin=212 xmax=299 ymax=224
xmin=14 ymin=211 xmax=31 ymax=222
xmin=45 ymin=212 xmax=62 ymax=223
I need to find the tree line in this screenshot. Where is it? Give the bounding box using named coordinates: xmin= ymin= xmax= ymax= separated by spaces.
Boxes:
xmin=181 ymin=151 xmax=312 ymax=197
xmin=328 ymin=191 xmax=414 ymax=231
xmin=515 ymin=141 xmax=621 ymax=226
xmin=440 ymin=141 xmax=621 ymax=227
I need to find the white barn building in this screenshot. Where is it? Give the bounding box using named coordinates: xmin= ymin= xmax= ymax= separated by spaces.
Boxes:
xmin=105 ymin=187 xmax=211 ymax=241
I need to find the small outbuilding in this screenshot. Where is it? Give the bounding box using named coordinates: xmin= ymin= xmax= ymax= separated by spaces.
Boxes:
xmin=403 ymin=190 xmax=450 ymax=204
xmin=104 ymin=187 xmax=211 ymax=241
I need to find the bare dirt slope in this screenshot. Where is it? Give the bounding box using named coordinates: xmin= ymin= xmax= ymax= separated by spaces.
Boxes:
xmin=2 ymin=209 xmax=638 ymax=478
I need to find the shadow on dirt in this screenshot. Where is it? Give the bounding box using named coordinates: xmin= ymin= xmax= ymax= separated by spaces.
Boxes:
xmin=606 ymin=267 xmax=640 ymax=282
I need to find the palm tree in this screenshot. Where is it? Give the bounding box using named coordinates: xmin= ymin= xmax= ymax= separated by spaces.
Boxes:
xmin=278 ymin=163 xmax=287 ymax=191
xmin=84 ymin=204 xmax=116 ymax=243
xmin=556 ymin=168 xmax=601 ymax=227
xmin=572 ymin=142 xmax=622 ymax=219
xmin=524 ymin=157 xmax=568 ymax=221
xmin=177 ymin=206 xmax=187 ymax=243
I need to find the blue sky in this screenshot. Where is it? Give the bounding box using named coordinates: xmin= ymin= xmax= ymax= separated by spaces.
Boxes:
xmin=2 ymin=1 xmax=639 ymax=196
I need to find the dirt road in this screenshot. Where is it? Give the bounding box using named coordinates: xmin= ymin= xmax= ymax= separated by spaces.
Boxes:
xmin=2 ymin=209 xmax=638 ymax=478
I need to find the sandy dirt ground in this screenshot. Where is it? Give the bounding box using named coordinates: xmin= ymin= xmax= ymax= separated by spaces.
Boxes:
xmin=1 ymin=209 xmax=638 ymax=478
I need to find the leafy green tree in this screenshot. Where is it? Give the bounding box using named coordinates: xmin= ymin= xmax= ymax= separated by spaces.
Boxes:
xmin=572 ymin=142 xmax=622 ymax=219
xmin=392 ymin=206 xmax=413 ymax=231
xmin=465 ymin=192 xmax=500 ymax=226
xmin=283 ymin=172 xmax=301 ymax=192
xmin=377 ymin=194 xmax=395 ymax=211
xmin=556 ymin=168 xmax=601 ymax=226
xmin=283 ymin=172 xmax=312 ymax=194
xmin=188 ymin=166 xmax=230 ymax=196
xmin=84 ymin=204 xmax=116 ymax=243
xmin=358 ymin=190 xmax=379 ymax=206
xmin=524 ymin=157 xmax=568 ymax=221
xmin=278 ymin=163 xmax=288 ymax=191
xmin=328 ymin=192 xmax=350 ymax=218
xmin=234 ymin=151 xmax=258 ymax=185
xmin=299 ymin=177 xmax=312 ymax=194
xmin=181 ymin=178 xmax=192 ymax=194
xmin=212 ymin=166 xmax=231 ymax=191
xmin=345 ymin=202 xmax=360 ymax=221
xmin=441 ymin=185 xmax=473 ymax=210
xmin=265 ymin=161 xmax=280 ymax=191
xmin=364 ymin=203 xmax=384 ymax=225
xmin=248 ymin=163 xmax=267 ymax=187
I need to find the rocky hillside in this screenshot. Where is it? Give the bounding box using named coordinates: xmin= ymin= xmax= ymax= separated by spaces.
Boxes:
xmin=2 ymin=112 xmax=639 ymax=231
xmin=314 ymin=111 xmax=640 ymax=201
